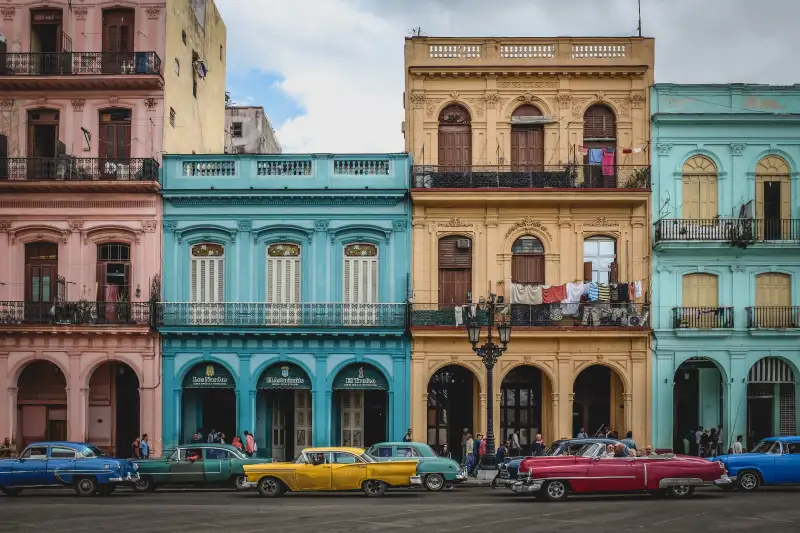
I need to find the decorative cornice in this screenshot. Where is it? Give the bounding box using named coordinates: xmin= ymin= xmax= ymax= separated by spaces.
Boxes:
xmin=144 ymin=98 xmax=158 ymax=111
xmin=1 ymin=99 xmax=14 ymax=111
xmin=729 ymin=264 xmax=744 ymax=273
xmin=314 ymin=220 xmax=329 ymax=232
xmin=1 ymin=6 xmax=15 ymax=20
xmin=165 ymin=195 xmax=405 ymax=207
xmin=586 ymin=216 xmax=619 ymax=227
xmin=630 ymin=92 xmax=645 ymax=108
xmin=392 ymin=220 xmax=408 ymax=232
xmin=71 ymin=99 xmax=86 ymax=112
xmin=163 ymin=221 xmax=177 ymax=232
xmin=484 ymin=92 xmax=499 ymax=109
xmin=237 ymin=220 xmax=252 ymax=232
xmin=730 ymin=143 xmax=746 ymax=156
xmin=656 ymin=265 xmax=673 ymax=273
xmin=409 ymin=92 xmax=425 ymax=109
xmin=146 ymin=6 xmax=161 ymax=19
xmin=439 ymin=217 xmax=473 ymax=228
xmin=556 ymin=93 xmax=572 ymax=108
xmin=0 ymin=220 xmax=11 ymax=233
xmin=505 ymin=216 xmax=552 ymax=239
xmin=656 ymin=142 xmax=673 ymax=156
xmin=68 ymin=220 xmax=84 ymax=232
xmin=498 ymin=80 xmax=557 ymax=89
xmin=73 ymin=7 xmax=88 ymax=20
xmin=141 ymin=220 xmax=158 ymax=233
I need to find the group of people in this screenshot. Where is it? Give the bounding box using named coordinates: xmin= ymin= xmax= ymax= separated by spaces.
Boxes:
xmin=600 ymin=442 xmax=656 ymax=458
xmin=681 ymin=425 xmax=725 ymax=457
xmin=131 ymin=434 xmax=151 ymax=459
xmin=452 ymin=428 xmax=544 ymax=475
xmin=190 ymin=428 xmax=258 ymax=456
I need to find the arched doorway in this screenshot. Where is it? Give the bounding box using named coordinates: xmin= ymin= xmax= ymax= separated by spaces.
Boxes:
xmin=332 ymin=364 xmax=389 ymax=447
xmin=582 ymin=104 xmax=616 ymax=187
xmin=755 ymin=155 xmax=791 ymax=240
xmin=673 ymin=357 xmax=724 ymax=455
xmin=181 ymin=362 xmax=236 ymax=444
xmin=17 ymin=361 xmax=67 ymax=447
xmin=88 ymin=362 xmax=140 ymax=457
xmin=438 ymin=104 xmax=471 ymax=171
xmin=747 ymin=357 xmax=796 ymax=449
xmin=511 ymin=104 xmax=544 ymax=171
xmin=501 ymin=365 xmax=551 ymax=454
xmin=427 ymin=365 xmax=478 ymax=462
xmin=255 ymin=362 xmax=312 ymax=461
xmin=572 ymin=365 xmax=625 ymax=438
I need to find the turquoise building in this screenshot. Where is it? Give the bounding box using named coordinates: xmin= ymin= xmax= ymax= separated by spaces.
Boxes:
xmin=651 ymin=84 xmax=800 ymax=452
xmin=158 ymin=154 xmax=411 ymax=456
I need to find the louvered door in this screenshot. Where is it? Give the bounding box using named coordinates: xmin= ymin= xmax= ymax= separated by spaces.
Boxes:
xmin=511 ymin=127 xmax=544 ymax=171
xmin=266 ymin=252 xmax=301 ymax=325
xmin=438 ymin=237 xmax=472 ymax=306
xmin=681 ymin=273 xmax=719 ymax=328
xmin=190 ymin=256 xmax=224 ymax=324
xmin=343 ymin=246 xmax=378 ymax=325
xmin=755 ymin=273 xmax=792 ymax=327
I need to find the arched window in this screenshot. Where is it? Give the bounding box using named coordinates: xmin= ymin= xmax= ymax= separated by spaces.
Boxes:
xmin=438 ymin=104 xmax=471 ymax=171
xmin=755 ymin=155 xmax=791 ymax=240
xmin=511 ymin=105 xmax=544 ymax=171
xmin=511 ymin=236 xmax=545 ymax=285
xmin=190 ymin=243 xmax=224 ymax=303
xmin=583 ymin=105 xmax=617 ymax=187
xmin=438 ymin=236 xmax=472 ymax=305
xmin=583 ymin=236 xmax=617 ymax=283
xmin=97 ymin=242 xmax=131 ymax=301
xmin=682 ymin=156 xmax=718 ymax=220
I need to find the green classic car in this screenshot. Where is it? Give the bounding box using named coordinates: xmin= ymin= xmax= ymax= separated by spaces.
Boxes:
xmin=366 ymin=442 xmax=466 ymax=491
xmin=132 ymin=444 xmax=267 ymax=492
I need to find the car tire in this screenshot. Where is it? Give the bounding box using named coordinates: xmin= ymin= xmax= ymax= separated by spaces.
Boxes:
xmin=737 ymin=471 xmax=761 ymax=492
xmin=97 ymin=484 xmax=116 ymax=496
xmin=541 ymin=480 xmax=569 ymax=502
xmin=666 ymin=485 xmax=694 ymax=499
xmin=74 ymin=477 xmax=97 ymax=497
xmin=257 ymin=476 xmax=285 ymax=498
xmin=424 ymin=473 xmax=445 ymax=492
xmin=1 ymin=488 xmax=22 ymax=496
xmin=233 ymin=475 xmax=249 ymax=491
xmin=133 ymin=476 xmax=156 ymax=493
xmin=362 ymin=479 xmax=387 ymax=497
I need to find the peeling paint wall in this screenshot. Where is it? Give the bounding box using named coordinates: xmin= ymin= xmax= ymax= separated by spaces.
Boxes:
xmin=224 ymin=106 xmax=282 ymax=154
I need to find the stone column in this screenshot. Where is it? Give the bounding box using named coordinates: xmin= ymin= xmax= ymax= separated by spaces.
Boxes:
xmin=653 ymin=351 xmax=675 ymax=450
xmin=623 ymin=392 xmax=634 ymax=439
xmin=0 ymin=352 xmax=9 ymax=444
xmin=556 ymin=356 xmax=572 ymax=440
xmin=67 ymin=353 xmax=88 ymax=442
xmin=478 ymin=392 xmax=487 ymax=436
xmin=727 ymin=352 xmax=749 ymax=448
xmin=236 ymin=221 xmax=252 ymax=302
xmin=237 ymin=353 xmax=252 ymax=437
xmin=410 ymin=351 xmax=426 ymax=441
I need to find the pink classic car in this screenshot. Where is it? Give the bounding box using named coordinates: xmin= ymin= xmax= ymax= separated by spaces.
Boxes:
xmin=510 ymin=441 xmax=731 ymax=501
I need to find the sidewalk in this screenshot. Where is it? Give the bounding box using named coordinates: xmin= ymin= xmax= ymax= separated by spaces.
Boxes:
xmin=459 ymin=477 xmax=494 ymax=488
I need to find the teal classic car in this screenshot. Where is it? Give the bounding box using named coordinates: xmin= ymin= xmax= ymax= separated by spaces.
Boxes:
xmin=366 ymin=442 xmax=466 ymax=491
xmin=132 ymin=444 xmax=267 ymax=492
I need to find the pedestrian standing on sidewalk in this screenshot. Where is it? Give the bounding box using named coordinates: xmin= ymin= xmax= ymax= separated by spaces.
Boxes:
xmin=244 ymin=430 xmax=255 ymax=457
xmin=464 ymin=433 xmax=475 ymax=472
xmin=576 ymin=428 xmax=588 ymax=439
xmin=232 ymin=435 xmax=243 ymax=451
xmin=509 ymin=431 xmax=521 ymax=457
xmin=132 ymin=437 xmax=141 ymax=459
xmin=440 ymin=444 xmax=451 ymax=459
xmin=533 ymin=434 xmax=545 ymax=456
xmin=732 ymin=435 xmax=744 ymax=454
xmin=139 ymin=434 xmax=150 ymax=459
xmin=461 ymin=428 xmax=469 ymax=462
xmin=403 ymin=428 xmax=413 ymax=442
xmin=477 ymin=434 xmax=487 ymax=472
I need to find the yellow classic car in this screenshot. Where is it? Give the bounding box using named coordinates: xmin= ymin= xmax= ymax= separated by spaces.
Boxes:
xmin=243 ymin=447 xmax=422 ymax=497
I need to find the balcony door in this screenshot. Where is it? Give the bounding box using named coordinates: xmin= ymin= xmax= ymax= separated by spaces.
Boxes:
xmin=582 ymin=104 xmax=616 ymax=188
xmin=438 ymin=236 xmax=472 ymax=306
xmin=438 ymin=105 xmax=471 ymax=171
xmin=96 ymin=243 xmax=131 ymax=323
xmin=266 ymin=243 xmax=302 ymax=325
xmin=755 ymin=273 xmax=792 ymax=327
xmin=756 ymin=156 xmax=791 ymax=241
xmin=681 ymin=273 xmax=719 ymax=328
xmin=26 ymin=110 xmax=60 ymax=179
xmin=25 ymin=242 xmax=59 ymax=322
xmin=510 ymin=105 xmax=544 ymax=172
xmin=102 ymin=9 xmax=135 ymax=73
xmin=98 ymin=109 xmax=132 ymax=179
xmin=190 ymin=243 xmax=225 ymax=324
xmin=29 ymin=9 xmax=65 ymax=75
xmin=343 ymin=244 xmax=378 ymax=325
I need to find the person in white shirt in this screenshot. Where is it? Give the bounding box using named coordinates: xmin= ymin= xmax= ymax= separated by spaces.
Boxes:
xmin=732 ymin=434 xmax=744 ymax=454
xmin=695 ymin=427 xmax=703 ymax=456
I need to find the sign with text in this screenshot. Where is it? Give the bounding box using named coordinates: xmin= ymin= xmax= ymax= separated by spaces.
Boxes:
xmin=258 ymin=362 xmax=311 ymax=389
xmin=332 ymin=364 xmax=388 ymax=391
xmin=183 ymin=362 xmax=235 ymax=388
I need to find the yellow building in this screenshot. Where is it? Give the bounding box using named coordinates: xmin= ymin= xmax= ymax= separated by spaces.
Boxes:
xmin=405 ymin=37 xmax=654 ymax=457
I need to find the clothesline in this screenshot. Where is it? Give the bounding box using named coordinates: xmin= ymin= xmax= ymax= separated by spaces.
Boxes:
xmin=509 ymin=281 xmax=643 ymax=306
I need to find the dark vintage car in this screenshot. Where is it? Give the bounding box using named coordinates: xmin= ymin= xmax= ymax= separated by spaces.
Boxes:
xmin=709 ymin=436 xmax=800 ymax=492
xmin=496 ymin=438 xmax=633 ymax=487
xmin=510 ymin=441 xmax=730 ymax=501
xmin=0 ymin=441 xmax=139 ymax=496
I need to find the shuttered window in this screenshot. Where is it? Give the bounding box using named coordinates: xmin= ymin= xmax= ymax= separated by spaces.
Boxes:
xmin=755 ymin=273 xmax=791 ymax=307
xmin=266 ymin=243 xmax=301 ymax=324
xmin=343 ymin=244 xmax=378 ymax=304
xmin=755 ymin=156 xmax=792 ymax=240
xmin=583 ymin=105 xmax=616 ymax=139
xmin=190 ymin=243 xmax=225 ymax=303
xmin=583 ymin=237 xmax=617 ymax=284
xmin=682 ymin=156 xmax=718 ymax=220
xmin=682 ymin=274 xmax=718 ymax=307
xmin=511 ymin=236 xmax=545 ymax=284
xmin=438 ymin=104 xmax=472 ymax=169
xmin=438 ymin=236 xmax=472 ymax=305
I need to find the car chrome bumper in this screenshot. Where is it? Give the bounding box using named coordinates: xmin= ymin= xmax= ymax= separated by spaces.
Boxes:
xmin=410 ymin=476 xmax=423 ymax=486
xmin=713 ymin=474 xmax=732 ymax=486
xmin=510 ymin=480 xmax=543 ymax=494
xmin=109 ymin=472 xmax=140 ymax=483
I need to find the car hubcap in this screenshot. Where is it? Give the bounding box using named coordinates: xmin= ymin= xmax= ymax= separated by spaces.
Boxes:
xmin=673 ymin=485 xmax=690 ymax=496
xmin=79 ymin=480 xmax=92 ymax=492
xmin=367 ymin=481 xmax=381 ymax=493
xmin=427 ymin=475 xmax=443 ymax=490
xmin=741 ymin=474 xmax=756 ymax=489
xmin=236 ymin=476 xmax=247 ymax=488
xmin=136 ymin=479 xmax=149 ymax=490
xmin=548 ymin=482 xmax=565 ymax=498
xmin=264 ymin=480 xmax=277 ymax=493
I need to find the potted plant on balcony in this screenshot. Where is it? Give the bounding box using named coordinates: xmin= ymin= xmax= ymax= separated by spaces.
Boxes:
xmin=622 ymin=167 xmax=651 ymax=188
xmin=114 ymin=292 xmax=132 ymax=324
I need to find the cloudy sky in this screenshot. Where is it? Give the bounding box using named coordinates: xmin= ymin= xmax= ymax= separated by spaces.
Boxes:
xmin=217 ymin=0 xmax=800 ymax=154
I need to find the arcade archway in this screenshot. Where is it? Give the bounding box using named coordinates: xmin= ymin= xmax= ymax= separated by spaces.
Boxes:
xmin=332 ymin=364 xmax=389 ymax=447
xmin=572 ymin=365 xmax=626 ymax=438
xmin=500 ymin=365 xmax=552 ymax=454
xmin=673 ymin=357 xmax=724 ymax=455
xmin=426 ymin=364 xmax=479 ymax=462
xmin=256 ymin=362 xmax=312 ymax=461
xmin=16 ymin=361 xmax=67 ymax=447
xmin=747 ymin=357 xmax=796 ymax=449
xmin=181 ymin=362 xmax=236 ymax=444
xmin=88 ymin=361 xmax=140 ymax=457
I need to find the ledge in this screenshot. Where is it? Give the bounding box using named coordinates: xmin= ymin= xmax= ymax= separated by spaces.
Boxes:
xmin=410 ymin=326 xmax=649 ymax=338
xmin=674 ymin=329 xmax=734 ymax=338
xmin=747 ymin=328 xmax=800 ymax=337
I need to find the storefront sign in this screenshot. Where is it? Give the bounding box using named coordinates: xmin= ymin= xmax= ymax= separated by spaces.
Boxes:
xmin=183 ymin=362 xmax=235 ymax=388
xmin=332 ymin=365 xmax=388 ymax=390
xmin=258 ymin=363 xmax=311 ymax=389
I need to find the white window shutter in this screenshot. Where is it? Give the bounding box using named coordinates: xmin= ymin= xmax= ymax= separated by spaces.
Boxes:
xmin=216 ymin=258 xmax=224 ymax=303
xmin=344 ymin=259 xmax=352 ymax=303
xmin=191 ymin=260 xmax=198 ymax=302
xmin=266 ymin=258 xmax=275 ymax=302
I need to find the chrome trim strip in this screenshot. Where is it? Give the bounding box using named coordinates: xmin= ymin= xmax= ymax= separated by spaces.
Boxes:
xmin=643 ymin=463 xmax=647 ymax=487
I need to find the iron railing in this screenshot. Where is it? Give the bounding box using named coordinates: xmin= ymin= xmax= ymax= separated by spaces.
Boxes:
xmin=746 ymin=306 xmax=800 ymax=328
xmin=157 ymin=302 xmax=407 ymax=328
xmin=655 ymin=219 xmax=800 ymax=243
xmin=0 ymin=301 xmax=151 ymax=326
xmin=410 ymin=303 xmax=650 ymax=327
xmin=411 ymin=165 xmax=650 ymax=189
xmin=0 ymin=157 xmax=160 ymax=182
xmin=1 ymin=52 xmax=162 ymax=76
xmin=672 ymin=307 xmax=734 ymax=329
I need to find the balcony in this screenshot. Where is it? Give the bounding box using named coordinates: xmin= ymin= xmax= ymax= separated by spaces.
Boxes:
xmin=0 ymin=52 xmax=163 ymax=91
xmin=655 ymin=219 xmax=800 ymax=244
xmin=672 ymin=307 xmax=734 ymax=329
xmin=0 ymin=301 xmax=151 ymax=327
xmin=747 ymin=307 xmax=800 ymax=329
xmin=410 ymin=303 xmax=649 ymax=328
xmin=0 ymin=157 xmax=160 ymax=193
xmin=411 ymin=165 xmax=650 ymax=190
xmin=157 ymin=303 xmax=407 ymax=328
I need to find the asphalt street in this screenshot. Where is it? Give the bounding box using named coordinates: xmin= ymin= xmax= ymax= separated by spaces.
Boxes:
xmin=1 ymin=486 xmax=798 ymax=532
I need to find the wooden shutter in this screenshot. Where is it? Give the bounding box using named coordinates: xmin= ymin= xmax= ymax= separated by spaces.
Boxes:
xmin=583 ymin=105 xmax=616 ymax=139
xmin=438 ymin=237 xmax=472 ymax=305
xmin=511 ymin=255 xmax=544 ymax=284
xmin=267 ymin=256 xmax=301 ymax=304
xmin=511 ymin=128 xmax=544 ymax=171
xmin=102 ymin=9 xmax=134 ymax=54
xmin=756 ymin=273 xmax=791 ymax=307
xmin=96 ymin=261 xmax=107 ymax=300
xmin=682 ymin=274 xmax=718 ymax=307
xmin=583 ymin=261 xmax=593 ymax=282
xmin=343 ymin=256 xmax=377 ymax=304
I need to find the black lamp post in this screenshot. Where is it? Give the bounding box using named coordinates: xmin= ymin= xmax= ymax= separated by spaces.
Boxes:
xmin=466 ymin=293 xmax=511 ymax=471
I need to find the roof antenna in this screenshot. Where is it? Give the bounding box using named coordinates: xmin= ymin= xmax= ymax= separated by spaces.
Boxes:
xmin=637 ymin=0 xmax=642 ymax=37
xmin=411 ymin=27 xmax=424 ymax=37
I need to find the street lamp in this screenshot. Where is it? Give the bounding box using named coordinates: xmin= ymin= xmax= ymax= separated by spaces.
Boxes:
xmin=465 ymin=293 xmax=511 ymax=474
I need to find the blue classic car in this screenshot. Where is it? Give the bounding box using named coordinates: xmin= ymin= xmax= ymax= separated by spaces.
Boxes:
xmin=366 ymin=442 xmax=466 ymax=491
xmin=709 ymin=436 xmax=800 ymax=492
xmin=0 ymin=441 xmax=139 ymax=496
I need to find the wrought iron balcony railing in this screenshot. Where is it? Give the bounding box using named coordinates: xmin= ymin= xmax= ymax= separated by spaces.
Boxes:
xmin=747 ymin=306 xmax=800 ymax=329
xmin=410 ymin=303 xmax=649 ymax=327
xmin=157 ymin=302 xmax=407 ymax=328
xmin=655 ymin=219 xmax=800 ymax=243
xmin=411 ymin=165 xmax=650 ymax=189
xmin=672 ymin=307 xmax=734 ymax=329
xmin=0 ymin=301 xmax=151 ymax=326
xmin=1 ymin=52 xmax=162 ymax=76
xmin=0 ymin=157 xmax=160 ymax=182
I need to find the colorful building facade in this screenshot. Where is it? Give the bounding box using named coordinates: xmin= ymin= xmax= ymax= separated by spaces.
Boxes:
xmin=0 ymin=0 xmax=227 ymax=457
xmin=404 ymin=37 xmax=654 ymax=459
xmin=651 ymin=84 xmax=800 ymax=452
xmin=158 ymin=154 xmax=412 ymax=456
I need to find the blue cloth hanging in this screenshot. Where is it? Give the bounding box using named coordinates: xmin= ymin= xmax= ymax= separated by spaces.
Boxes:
xmin=588 ymin=148 xmax=603 ymax=164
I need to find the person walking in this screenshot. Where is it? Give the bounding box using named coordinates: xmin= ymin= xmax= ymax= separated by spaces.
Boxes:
xmin=695 ymin=426 xmax=703 ymax=456
xmin=244 ymin=430 xmax=256 ymax=457
xmin=132 ymin=437 xmax=142 ymax=459
xmin=403 ymin=428 xmax=413 ymax=442
xmin=464 ymin=433 xmax=475 ymax=472
xmin=509 ymin=431 xmax=521 ymax=457
xmin=461 ymin=428 xmax=469 ymax=463
xmin=732 ymin=434 xmax=744 ymax=454
xmin=470 ymin=433 xmax=483 ymax=476
xmin=139 ymin=434 xmax=150 ymax=460
xmin=682 ymin=430 xmax=691 ymax=455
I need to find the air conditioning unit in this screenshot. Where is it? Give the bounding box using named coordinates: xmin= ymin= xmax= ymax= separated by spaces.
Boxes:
xmin=456 ymin=239 xmax=471 ymax=249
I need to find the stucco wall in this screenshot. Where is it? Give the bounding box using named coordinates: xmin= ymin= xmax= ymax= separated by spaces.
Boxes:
xmin=224 ymin=106 xmax=281 ymax=154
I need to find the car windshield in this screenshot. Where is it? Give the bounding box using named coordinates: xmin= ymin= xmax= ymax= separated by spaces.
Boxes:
xmin=410 ymin=444 xmax=437 ymax=458
xmin=227 ymin=448 xmax=247 ymax=459
xmin=360 ymin=453 xmax=375 ymax=463
xmin=751 ymin=440 xmax=781 ymax=454
xmin=79 ymin=446 xmax=107 ymax=458
xmin=579 ymin=444 xmax=604 ymax=457
xmin=293 ymin=453 xmax=307 ymax=464
xmin=542 ymin=442 xmax=561 ymax=456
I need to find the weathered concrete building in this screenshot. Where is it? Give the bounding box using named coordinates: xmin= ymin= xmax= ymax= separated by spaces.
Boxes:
xmin=224 ymin=106 xmax=281 ymax=154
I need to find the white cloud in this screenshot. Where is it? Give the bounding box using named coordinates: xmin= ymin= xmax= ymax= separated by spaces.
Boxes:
xmin=216 ymin=0 xmax=800 ymax=154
